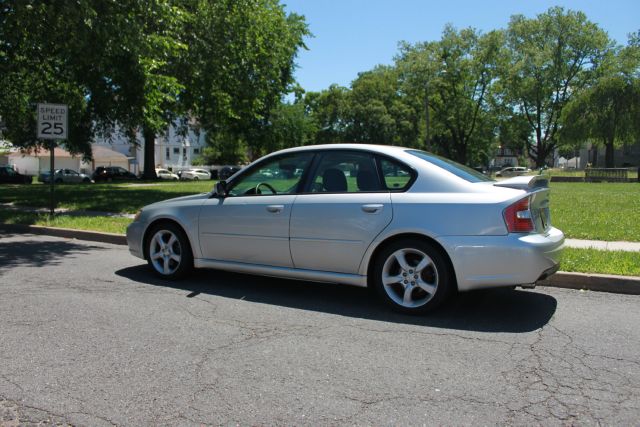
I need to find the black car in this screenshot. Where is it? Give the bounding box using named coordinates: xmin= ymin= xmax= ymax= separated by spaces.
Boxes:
xmin=92 ymin=166 xmax=137 ymax=182
xmin=0 ymin=166 xmax=32 ymax=184
xmin=218 ymin=165 xmax=241 ymax=180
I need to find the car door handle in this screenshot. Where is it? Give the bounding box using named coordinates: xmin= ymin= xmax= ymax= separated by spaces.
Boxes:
xmin=361 ymin=204 xmax=383 ymax=214
xmin=266 ymin=205 xmax=284 ymax=214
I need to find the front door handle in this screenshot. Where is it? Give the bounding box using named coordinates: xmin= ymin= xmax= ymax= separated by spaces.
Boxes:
xmin=361 ymin=204 xmax=383 ymax=214
xmin=266 ymin=205 xmax=284 ymax=214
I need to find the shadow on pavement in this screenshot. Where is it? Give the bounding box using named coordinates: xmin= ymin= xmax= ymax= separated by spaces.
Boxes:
xmin=116 ymin=265 xmax=557 ymax=333
xmin=0 ymin=235 xmax=107 ymax=274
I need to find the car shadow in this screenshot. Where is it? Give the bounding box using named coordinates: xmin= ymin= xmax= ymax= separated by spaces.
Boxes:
xmin=0 ymin=235 xmax=107 ymax=275
xmin=116 ymin=265 xmax=557 ymax=333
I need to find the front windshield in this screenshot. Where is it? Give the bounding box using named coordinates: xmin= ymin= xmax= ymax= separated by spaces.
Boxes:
xmin=406 ymin=150 xmax=494 ymax=183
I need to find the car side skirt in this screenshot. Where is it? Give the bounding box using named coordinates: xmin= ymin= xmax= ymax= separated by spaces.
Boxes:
xmin=194 ymin=258 xmax=368 ymax=287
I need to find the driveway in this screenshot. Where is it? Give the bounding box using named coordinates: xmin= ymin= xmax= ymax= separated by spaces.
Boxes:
xmin=1 ymin=234 xmax=639 ymax=425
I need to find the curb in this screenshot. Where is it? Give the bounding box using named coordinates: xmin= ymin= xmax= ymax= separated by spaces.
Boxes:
xmin=0 ymin=223 xmax=127 ymax=246
xmin=1 ymin=224 xmax=639 ymax=296
xmin=538 ymin=271 xmax=640 ymax=295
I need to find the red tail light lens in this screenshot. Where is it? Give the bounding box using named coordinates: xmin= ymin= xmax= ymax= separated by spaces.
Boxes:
xmin=504 ymin=197 xmax=534 ymax=233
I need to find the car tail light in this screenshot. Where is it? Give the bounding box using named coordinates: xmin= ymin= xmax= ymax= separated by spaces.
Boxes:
xmin=504 ymin=197 xmax=534 ymax=233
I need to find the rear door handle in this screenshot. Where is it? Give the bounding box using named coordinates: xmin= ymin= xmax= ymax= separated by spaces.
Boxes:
xmin=361 ymin=204 xmax=383 ymax=214
xmin=266 ymin=205 xmax=284 ymax=214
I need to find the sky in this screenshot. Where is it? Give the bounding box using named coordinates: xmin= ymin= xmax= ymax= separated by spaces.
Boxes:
xmin=283 ymin=0 xmax=640 ymax=93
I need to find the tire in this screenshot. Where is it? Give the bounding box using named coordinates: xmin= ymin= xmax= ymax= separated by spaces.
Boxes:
xmin=193 ymin=176 xmax=199 ymax=181
xmin=371 ymin=239 xmax=453 ymax=314
xmin=83 ymin=178 xmax=91 ymax=183
xmin=146 ymin=222 xmax=193 ymax=280
xmin=55 ymin=178 xmax=63 ymax=184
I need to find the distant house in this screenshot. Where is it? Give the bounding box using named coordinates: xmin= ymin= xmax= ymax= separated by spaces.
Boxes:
xmin=93 ymin=122 xmax=207 ymax=173
xmin=580 ymin=141 xmax=640 ymax=168
xmin=491 ymin=146 xmax=522 ymax=168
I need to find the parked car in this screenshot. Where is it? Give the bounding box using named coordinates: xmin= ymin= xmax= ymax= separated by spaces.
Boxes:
xmin=155 ymin=168 xmax=179 ymax=181
xmin=179 ymin=168 xmax=211 ymax=181
xmin=127 ymin=144 xmax=564 ymax=314
xmin=0 ymin=166 xmax=32 ymax=184
xmin=92 ymin=166 xmax=137 ymax=182
xmin=218 ymin=165 xmax=241 ymax=180
xmin=496 ymin=166 xmax=531 ymax=177
xmin=39 ymin=169 xmax=92 ymax=184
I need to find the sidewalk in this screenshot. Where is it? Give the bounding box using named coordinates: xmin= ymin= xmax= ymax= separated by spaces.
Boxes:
xmin=565 ymin=238 xmax=640 ymax=252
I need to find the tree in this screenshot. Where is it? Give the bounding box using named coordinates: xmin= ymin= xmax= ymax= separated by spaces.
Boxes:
xmin=184 ymin=0 xmax=309 ymax=159
xmin=346 ymin=66 xmax=420 ymax=147
xmin=0 ymin=1 xmax=121 ymax=158
xmin=397 ymin=26 xmax=504 ymax=164
xmin=502 ymin=7 xmax=611 ymax=167
xmin=304 ymin=84 xmax=350 ymax=144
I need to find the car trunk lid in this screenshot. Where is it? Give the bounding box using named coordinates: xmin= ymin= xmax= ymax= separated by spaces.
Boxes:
xmin=495 ymin=175 xmax=552 ymax=233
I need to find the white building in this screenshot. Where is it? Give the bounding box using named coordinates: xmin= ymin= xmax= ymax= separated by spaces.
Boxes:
xmin=93 ymin=123 xmax=206 ymax=173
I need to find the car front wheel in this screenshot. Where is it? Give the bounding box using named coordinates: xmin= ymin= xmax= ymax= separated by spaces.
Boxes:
xmin=146 ymin=223 xmax=193 ymax=279
xmin=372 ymin=239 xmax=453 ymax=314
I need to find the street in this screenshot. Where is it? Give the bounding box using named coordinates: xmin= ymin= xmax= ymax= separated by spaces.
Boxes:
xmin=1 ymin=233 xmax=639 ymax=425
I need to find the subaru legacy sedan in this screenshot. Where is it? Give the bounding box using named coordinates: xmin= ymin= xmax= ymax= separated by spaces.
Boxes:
xmin=127 ymin=144 xmax=563 ymax=314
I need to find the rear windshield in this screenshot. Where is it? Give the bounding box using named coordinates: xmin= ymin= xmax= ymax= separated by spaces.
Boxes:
xmin=406 ymin=150 xmax=494 ymax=183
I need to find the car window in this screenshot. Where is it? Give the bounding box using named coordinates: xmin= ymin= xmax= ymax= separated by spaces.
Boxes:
xmin=309 ymin=151 xmax=381 ymax=193
xmin=407 ymin=150 xmax=493 ymax=183
xmin=227 ymin=152 xmax=313 ymax=196
xmin=379 ymin=158 xmax=413 ymax=190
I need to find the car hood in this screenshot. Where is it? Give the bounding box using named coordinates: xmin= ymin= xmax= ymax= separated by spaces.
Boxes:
xmin=146 ymin=192 xmax=211 ymax=208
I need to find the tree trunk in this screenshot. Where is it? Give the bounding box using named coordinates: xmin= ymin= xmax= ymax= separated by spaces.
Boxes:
xmin=604 ymin=141 xmax=615 ymax=168
xmin=143 ymin=127 xmax=157 ymax=180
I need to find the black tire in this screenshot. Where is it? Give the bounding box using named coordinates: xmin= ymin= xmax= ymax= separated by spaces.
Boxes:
xmin=193 ymin=176 xmax=199 ymax=181
xmin=371 ymin=238 xmax=453 ymax=314
xmin=83 ymin=178 xmax=91 ymax=183
xmin=145 ymin=222 xmax=193 ymax=280
xmin=55 ymin=178 xmax=63 ymax=184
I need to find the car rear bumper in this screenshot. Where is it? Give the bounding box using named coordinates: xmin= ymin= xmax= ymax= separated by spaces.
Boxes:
xmin=126 ymin=221 xmax=145 ymax=259
xmin=439 ymin=227 xmax=565 ymax=292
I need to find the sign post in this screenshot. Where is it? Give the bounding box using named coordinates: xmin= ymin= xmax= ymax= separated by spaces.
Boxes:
xmin=37 ymin=103 xmax=68 ymax=216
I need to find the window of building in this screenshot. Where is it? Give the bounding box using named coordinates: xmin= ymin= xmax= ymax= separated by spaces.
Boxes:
xmin=165 ymin=147 xmax=170 ymax=160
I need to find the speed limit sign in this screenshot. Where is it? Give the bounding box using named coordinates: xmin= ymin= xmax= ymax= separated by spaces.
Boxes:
xmin=37 ymin=103 xmax=68 ymax=140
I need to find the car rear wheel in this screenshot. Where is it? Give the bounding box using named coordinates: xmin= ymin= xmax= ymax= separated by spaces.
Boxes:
xmin=146 ymin=223 xmax=193 ymax=279
xmin=372 ymin=239 xmax=452 ymax=314
xmin=193 ymin=176 xmax=199 ymax=181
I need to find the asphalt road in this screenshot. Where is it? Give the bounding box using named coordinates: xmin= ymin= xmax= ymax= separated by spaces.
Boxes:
xmin=1 ymin=233 xmax=639 ymax=426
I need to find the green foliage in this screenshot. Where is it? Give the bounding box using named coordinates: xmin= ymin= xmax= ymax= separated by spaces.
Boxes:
xmin=397 ymin=26 xmax=504 ymax=164
xmin=304 ymin=85 xmax=350 ymax=144
xmin=560 ymin=248 xmax=640 ymax=277
xmin=502 ymin=7 xmax=611 ymax=167
xmin=560 ymin=39 xmax=640 ymax=167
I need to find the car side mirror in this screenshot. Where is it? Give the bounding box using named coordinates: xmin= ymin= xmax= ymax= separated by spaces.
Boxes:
xmin=214 ymin=180 xmax=227 ymax=197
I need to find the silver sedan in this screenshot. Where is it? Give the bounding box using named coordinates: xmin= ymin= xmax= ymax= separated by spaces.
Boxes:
xmin=127 ymin=144 xmax=564 ymax=314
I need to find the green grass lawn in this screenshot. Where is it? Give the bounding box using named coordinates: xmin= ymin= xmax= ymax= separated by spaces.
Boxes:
xmin=561 ymin=247 xmax=640 ymax=276
xmin=549 ymin=182 xmax=640 ymax=242
xmin=0 ymin=180 xmax=215 ymax=213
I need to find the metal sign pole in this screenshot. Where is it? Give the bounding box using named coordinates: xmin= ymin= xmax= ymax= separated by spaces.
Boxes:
xmin=49 ymin=140 xmax=55 ymax=216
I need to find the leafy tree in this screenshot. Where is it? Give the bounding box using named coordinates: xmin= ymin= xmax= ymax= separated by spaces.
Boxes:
xmin=502 ymin=7 xmax=611 ymax=167
xmin=346 ymin=66 xmax=420 ymax=147
xmin=561 ymin=39 xmax=640 ymax=167
xmin=0 ymin=1 xmax=118 ymax=158
xmin=184 ymin=0 xmax=309 ymax=158
xmin=254 ymin=102 xmax=318 ymax=154
xmin=397 ymin=26 xmax=504 ymax=164
xmin=304 ymin=84 xmax=350 ymax=144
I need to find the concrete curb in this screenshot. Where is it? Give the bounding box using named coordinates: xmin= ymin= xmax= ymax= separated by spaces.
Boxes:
xmin=1 ymin=224 xmax=639 ymax=296
xmin=0 ymin=224 xmax=127 ymax=246
xmin=538 ymin=271 xmax=640 ymax=295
